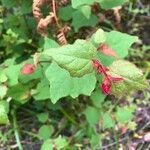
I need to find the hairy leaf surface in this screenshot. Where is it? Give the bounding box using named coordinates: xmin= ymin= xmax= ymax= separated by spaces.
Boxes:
xmin=109 ymin=60 xmax=148 ymax=96
xmin=44 ymin=40 xmax=97 ymax=77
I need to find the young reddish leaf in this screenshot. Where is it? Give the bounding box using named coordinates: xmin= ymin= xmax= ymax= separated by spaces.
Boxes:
xmin=92 ymin=59 xmax=100 ymax=69
xmin=21 ymin=64 xmax=36 ymax=75
xmin=92 ymin=59 xmax=124 ymax=95
xmin=101 ymin=77 xmax=111 ymax=94
xmin=108 ymin=75 xmax=123 ymax=81
xmin=99 ymin=43 xmax=117 ymax=57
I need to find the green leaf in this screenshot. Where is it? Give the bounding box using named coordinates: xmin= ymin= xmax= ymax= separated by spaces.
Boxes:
xmin=92 ymin=30 xmax=137 ymax=66
xmin=7 ymin=84 xmax=30 ymax=103
xmin=44 ymin=39 xmax=97 ymax=77
xmin=80 ymin=5 xmax=91 ymax=19
xmin=33 ymin=79 xmax=50 ymax=101
xmin=19 ymin=66 xmax=42 ymax=84
xmin=106 ymin=31 xmax=138 ymax=58
xmin=72 ymin=10 xmax=98 ymax=32
xmin=21 ymin=0 xmax=32 ymax=14
xmin=38 ymin=125 xmax=54 ymax=140
xmin=90 ymin=29 xmax=106 ymax=47
xmin=54 ymin=136 xmax=68 ymax=149
xmin=37 ymin=113 xmax=49 ymax=123
xmin=116 ymin=106 xmax=135 ymax=123
xmin=97 ymin=53 xmax=116 ymax=66
xmin=45 ymin=62 xmax=96 ymax=103
xmin=3 ymin=64 xmax=22 ymax=86
xmin=102 ymin=113 xmax=115 ymax=129
xmin=1 ymin=0 xmax=17 ymax=8
xmin=58 ymin=6 xmax=75 ymax=21
xmin=99 ymin=0 xmax=129 ymax=9
xmin=0 ymin=85 xmax=7 ymax=99
xmin=90 ymin=90 xmax=106 ymax=107
xmin=84 ymin=106 xmax=100 ymax=126
xmin=71 ymin=0 xmax=95 ymax=8
xmin=44 ymin=37 xmax=59 ymax=49
xmin=90 ymin=133 xmax=101 ymax=148
xmin=41 ymin=140 xmax=53 ymax=150
xmin=0 ymin=73 xmax=7 ymax=83
xmin=109 ymin=60 xmax=148 ymax=96
xmin=0 ymin=101 xmax=9 ymax=124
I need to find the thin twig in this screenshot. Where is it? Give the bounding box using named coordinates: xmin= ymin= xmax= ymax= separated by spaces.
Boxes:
xmin=97 ymin=136 xmax=129 ymax=150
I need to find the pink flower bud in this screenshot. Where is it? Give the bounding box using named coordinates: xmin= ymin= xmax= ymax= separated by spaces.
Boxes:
xmin=21 ymin=64 xmax=36 ymax=75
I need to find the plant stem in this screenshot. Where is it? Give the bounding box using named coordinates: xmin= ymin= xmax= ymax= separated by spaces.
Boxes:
xmin=12 ymin=108 xmax=23 ymax=150
xmin=60 ymin=108 xmax=77 ymax=125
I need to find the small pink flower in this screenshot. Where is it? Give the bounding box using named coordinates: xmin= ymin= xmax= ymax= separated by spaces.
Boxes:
xmin=21 ymin=64 xmax=36 ymax=75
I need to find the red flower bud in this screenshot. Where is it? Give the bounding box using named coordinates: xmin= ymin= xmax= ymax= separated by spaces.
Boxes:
xmin=21 ymin=64 xmax=36 ymax=75
xmin=101 ymin=78 xmax=111 ymax=94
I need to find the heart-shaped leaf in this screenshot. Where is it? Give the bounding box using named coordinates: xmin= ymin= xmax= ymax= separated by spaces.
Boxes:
xmin=44 ymin=40 xmax=97 ymax=77
xmin=45 ymin=62 xmax=96 ymax=103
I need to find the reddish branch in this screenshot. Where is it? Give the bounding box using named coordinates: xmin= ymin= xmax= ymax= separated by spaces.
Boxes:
xmin=52 ymin=0 xmax=59 ymax=26
xmin=112 ymin=6 xmax=122 ymax=29
xmin=32 ymin=0 xmax=70 ymax=45
xmin=32 ymin=0 xmax=55 ymax=36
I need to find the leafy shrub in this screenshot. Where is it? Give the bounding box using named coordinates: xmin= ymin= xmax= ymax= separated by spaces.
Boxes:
xmin=0 ymin=0 xmax=148 ymax=149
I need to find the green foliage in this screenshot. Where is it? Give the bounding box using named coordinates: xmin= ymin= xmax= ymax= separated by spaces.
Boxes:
xmin=100 ymin=0 xmax=129 ymax=9
xmin=7 ymin=84 xmax=30 ymax=103
xmin=84 ymin=106 xmax=100 ymax=126
xmin=90 ymin=29 xmax=106 ymax=47
xmin=0 ymin=101 xmax=9 ymax=124
xmin=38 ymin=125 xmax=54 ymax=140
xmin=71 ymin=0 xmax=95 ymax=8
xmin=41 ymin=136 xmax=67 ymax=150
xmin=43 ymin=39 xmax=97 ymax=77
xmin=0 ymin=85 xmax=7 ymax=99
xmin=58 ymin=6 xmax=75 ymax=21
xmin=97 ymin=30 xmax=138 ymax=66
xmin=80 ymin=5 xmax=92 ymax=19
xmin=116 ymin=106 xmax=135 ymax=123
xmin=71 ymin=11 xmax=98 ymax=32
xmin=106 ymin=31 xmax=138 ymax=58
xmin=90 ymin=90 xmax=106 ymax=107
xmin=109 ymin=60 xmax=148 ymax=96
xmin=102 ymin=113 xmax=115 ymax=129
xmin=0 ymin=0 xmax=149 ymax=149
xmin=45 ymin=62 xmax=96 ymax=103
xmin=37 ymin=113 xmax=49 ymax=123
xmin=3 ymin=64 xmax=22 ymax=86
